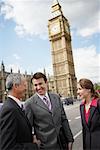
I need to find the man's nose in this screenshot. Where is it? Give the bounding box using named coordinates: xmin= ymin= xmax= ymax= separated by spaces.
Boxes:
xmin=37 ymin=84 xmax=41 ymax=89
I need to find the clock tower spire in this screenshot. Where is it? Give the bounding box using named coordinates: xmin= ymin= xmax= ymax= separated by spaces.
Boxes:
xmin=48 ymin=1 xmax=77 ymax=98
xmin=52 ymin=0 xmax=59 ymax=5
xmin=51 ymin=0 xmax=63 ymax=18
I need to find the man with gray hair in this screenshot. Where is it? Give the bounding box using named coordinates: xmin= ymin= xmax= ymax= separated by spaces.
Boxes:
xmin=0 ymin=73 xmax=38 ymax=150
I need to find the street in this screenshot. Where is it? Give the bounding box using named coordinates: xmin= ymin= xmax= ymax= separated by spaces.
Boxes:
xmin=63 ymin=101 xmax=83 ymax=150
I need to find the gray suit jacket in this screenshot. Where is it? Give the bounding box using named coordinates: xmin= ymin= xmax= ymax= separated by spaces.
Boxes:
xmin=25 ymin=92 xmax=74 ymax=150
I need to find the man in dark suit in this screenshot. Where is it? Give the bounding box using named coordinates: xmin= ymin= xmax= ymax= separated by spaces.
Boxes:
xmin=25 ymin=72 xmax=74 ymax=150
xmin=0 ymin=73 xmax=38 ymax=150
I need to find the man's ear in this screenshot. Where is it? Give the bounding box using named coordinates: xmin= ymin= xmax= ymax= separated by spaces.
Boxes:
xmin=46 ymin=81 xmax=49 ymax=86
xmin=14 ymin=83 xmax=19 ymax=89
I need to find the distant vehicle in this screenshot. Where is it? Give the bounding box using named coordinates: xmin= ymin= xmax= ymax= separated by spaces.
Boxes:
xmin=61 ymin=97 xmax=73 ymax=105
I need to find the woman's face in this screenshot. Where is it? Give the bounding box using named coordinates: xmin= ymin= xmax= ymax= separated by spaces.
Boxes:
xmin=77 ymin=83 xmax=90 ymax=100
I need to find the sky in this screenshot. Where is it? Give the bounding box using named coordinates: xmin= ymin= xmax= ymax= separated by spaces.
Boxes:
xmin=0 ymin=0 xmax=100 ymax=83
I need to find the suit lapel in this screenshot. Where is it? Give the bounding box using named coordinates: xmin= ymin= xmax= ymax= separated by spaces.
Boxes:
xmin=48 ymin=93 xmax=58 ymax=113
xmin=8 ymin=98 xmax=32 ymax=130
xmin=8 ymin=97 xmax=22 ymax=111
xmin=33 ymin=94 xmax=50 ymax=111
xmin=81 ymin=103 xmax=97 ymax=130
xmin=88 ymin=99 xmax=98 ymax=127
xmin=80 ymin=105 xmax=89 ymax=130
xmin=88 ymin=106 xmax=96 ymax=127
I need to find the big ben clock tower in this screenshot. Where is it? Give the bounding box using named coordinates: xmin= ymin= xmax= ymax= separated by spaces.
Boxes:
xmin=48 ymin=0 xmax=77 ymax=98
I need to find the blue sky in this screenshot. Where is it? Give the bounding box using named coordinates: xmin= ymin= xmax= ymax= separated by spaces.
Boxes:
xmin=0 ymin=0 xmax=100 ymax=83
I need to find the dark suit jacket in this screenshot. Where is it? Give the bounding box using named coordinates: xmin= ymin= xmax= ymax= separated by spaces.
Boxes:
xmin=25 ymin=92 xmax=74 ymax=150
xmin=0 ymin=97 xmax=38 ymax=150
xmin=80 ymin=99 xmax=100 ymax=150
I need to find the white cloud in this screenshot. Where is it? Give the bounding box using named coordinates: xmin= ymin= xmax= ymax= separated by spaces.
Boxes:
xmin=13 ymin=54 xmax=20 ymax=60
xmin=73 ymin=45 xmax=100 ymax=83
xmin=36 ymin=64 xmax=53 ymax=76
xmin=62 ymin=0 xmax=99 ymax=37
xmin=45 ymin=65 xmax=53 ymax=75
xmin=1 ymin=0 xmax=50 ymax=38
xmin=6 ymin=63 xmax=24 ymax=73
xmin=1 ymin=0 xmax=99 ymax=38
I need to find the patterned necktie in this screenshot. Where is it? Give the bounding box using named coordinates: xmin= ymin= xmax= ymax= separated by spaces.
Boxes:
xmin=43 ymin=96 xmax=51 ymax=110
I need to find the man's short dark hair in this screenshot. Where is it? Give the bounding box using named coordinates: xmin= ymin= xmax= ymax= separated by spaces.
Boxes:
xmin=31 ymin=72 xmax=47 ymax=83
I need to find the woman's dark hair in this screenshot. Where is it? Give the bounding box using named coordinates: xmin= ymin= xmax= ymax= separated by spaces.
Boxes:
xmin=79 ymin=78 xmax=99 ymax=98
xmin=31 ymin=72 xmax=47 ymax=83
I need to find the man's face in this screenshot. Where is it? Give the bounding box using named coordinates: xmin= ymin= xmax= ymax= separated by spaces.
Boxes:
xmin=14 ymin=78 xmax=27 ymax=100
xmin=32 ymin=78 xmax=47 ymax=96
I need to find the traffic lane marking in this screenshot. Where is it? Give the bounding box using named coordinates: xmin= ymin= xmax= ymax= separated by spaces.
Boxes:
xmin=74 ymin=130 xmax=82 ymax=139
xmin=75 ymin=116 xmax=81 ymax=119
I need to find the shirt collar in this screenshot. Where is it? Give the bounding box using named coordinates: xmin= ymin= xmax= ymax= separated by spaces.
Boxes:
xmin=81 ymin=98 xmax=97 ymax=107
xmin=8 ymin=95 xmax=22 ymax=108
xmin=36 ymin=92 xmax=49 ymax=100
xmin=90 ymin=98 xmax=97 ymax=107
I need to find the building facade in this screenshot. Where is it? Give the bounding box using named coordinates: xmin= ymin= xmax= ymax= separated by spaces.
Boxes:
xmin=0 ymin=62 xmax=55 ymax=102
xmin=0 ymin=62 xmax=33 ymax=102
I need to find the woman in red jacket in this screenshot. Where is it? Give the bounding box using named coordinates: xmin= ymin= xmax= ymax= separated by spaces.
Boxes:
xmin=77 ymin=78 xmax=100 ymax=150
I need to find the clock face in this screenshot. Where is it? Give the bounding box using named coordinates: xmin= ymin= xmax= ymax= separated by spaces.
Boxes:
xmin=50 ymin=22 xmax=60 ymax=35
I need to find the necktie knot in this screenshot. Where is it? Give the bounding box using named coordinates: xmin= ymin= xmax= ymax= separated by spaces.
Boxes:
xmin=21 ymin=104 xmax=24 ymax=109
xmin=21 ymin=104 xmax=25 ymax=113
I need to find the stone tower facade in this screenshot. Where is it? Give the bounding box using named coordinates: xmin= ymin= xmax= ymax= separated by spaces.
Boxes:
xmin=48 ymin=0 xmax=77 ymax=98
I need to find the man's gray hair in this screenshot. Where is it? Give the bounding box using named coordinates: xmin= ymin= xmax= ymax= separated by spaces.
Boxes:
xmin=6 ymin=73 xmax=24 ymax=91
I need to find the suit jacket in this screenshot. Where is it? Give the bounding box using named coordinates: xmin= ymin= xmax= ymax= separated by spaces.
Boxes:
xmin=0 ymin=97 xmax=38 ymax=150
xmin=80 ymin=99 xmax=100 ymax=150
xmin=25 ymin=92 xmax=74 ymax=150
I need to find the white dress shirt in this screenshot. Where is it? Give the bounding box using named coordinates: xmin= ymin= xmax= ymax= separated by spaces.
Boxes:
xmin=8 ymin=95 xmax=22 ymax=108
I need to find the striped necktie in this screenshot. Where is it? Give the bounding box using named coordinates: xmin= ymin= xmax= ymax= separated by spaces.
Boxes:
xmin=43 ymin=96 xmax=51 ymax=110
